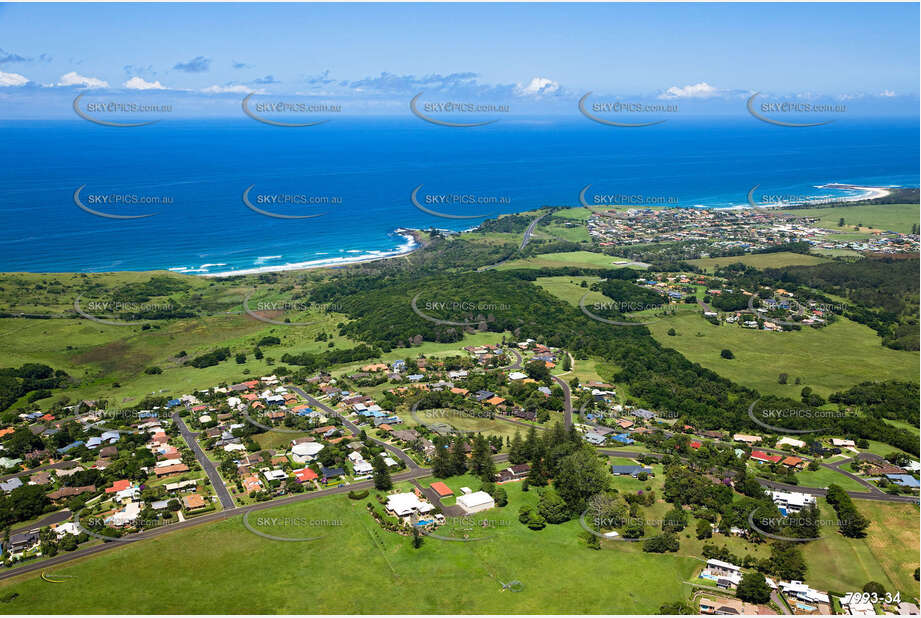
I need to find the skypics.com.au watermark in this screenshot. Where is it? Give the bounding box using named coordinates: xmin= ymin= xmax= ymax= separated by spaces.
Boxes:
xmin=242 ymin=286 xmax=342 ymax=327
xmin=242 ymin=185 xmax=340 ymax=220
xmin=242 ymin=94 xmax=340 ymax=127
xmin=579 ymin=293 xmax=664 ymax=328
xmin=410 ymin=92 xmax=508 ymax=127
xmin=73 ymin=93 xmax=172 ymax=127
xmin=746 ymin=92 xmax=846 ymax=127
xmin=73 ymin=295 xmax=178 ymax=327
xmin=243 ymin=512 xmax=341 ymax=542
xmin=74 ymin=185 xmax=173 ymax=219
xmin=411 ymin=185 xmax=511 ymax=219
xmin=579 ymin=92 xmax=677 ymax=127
xmin=410 ymin=292 xmax=512 ymax=327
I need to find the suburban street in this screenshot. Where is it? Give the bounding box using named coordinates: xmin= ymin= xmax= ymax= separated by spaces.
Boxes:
xmin=172 ymin=412 xmax=236 ymax=510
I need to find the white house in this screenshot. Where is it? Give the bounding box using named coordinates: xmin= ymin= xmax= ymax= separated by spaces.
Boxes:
xmin=291 ymin=442 xmax=325 ymax=463
xmin=106 ymin=501 xmax=142 ymax=527
xmin=508 ymin=372 xmax=528 ymax=381
xmin=53 ymin=522 xmax=82 ymax=538
xmin=771 ymin=490 xmax=816 ymax=514
xmin=840 ymin=593 xmax=876 ymax=616
xmin=385 ymin=492 xmax=435 ymax=517
xmin=353 ymin=460 xmax=373 ymax=475
xmin=777 ymin=437 xmax=806 ymax=449
xmin=456 ymin=490 xmax=495 ymax=514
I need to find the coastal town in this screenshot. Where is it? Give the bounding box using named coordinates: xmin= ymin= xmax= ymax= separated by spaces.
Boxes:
xmin=1 ymin=334 xmax=918 ymax=615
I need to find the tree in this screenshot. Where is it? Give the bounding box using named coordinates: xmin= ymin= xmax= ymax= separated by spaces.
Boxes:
xmin=737 ymin=571 xmax=772 ymax=604
xmin=450 ymin=438 xmax=468 ymax=476
xmin=562 ymin=354 xmax=571 ymax=371
xmin=411 ymin=526 xmax=423 ymax=549
xmin=720 ymin=349 xmax=734 ymax=359
xmin=667 ymin=328 xmax=676 ymax=336
xmin=470 ymin=434 xmax=494 ymax=481
xmin=508 ymin=431 xmax=527 ymax=465
xmin=642 ymin=532 xmax=679 ymax=553
xmin=863 ymin=581 xmax=885 ymax=596
xmin=492 ymin=486 xmax=508 ymax=507
xmin=372 ymin=455 xmax=392 ymax=490
xmin=553 ymin=448 xmax=610 ymax=514
xmin=778 ymin=373 xmax=788 ymax=384
xmin=662 ymin=507 xmax=688 ymax=533
xmin=537 ymin=487 xmax=569 ymax=524
xmin=696 ymin=518 xmax=713 ymax=539
xmin=658 ymin=602 xmax=695 ymax=614
xmin=838 ymin=217 xmax=845 ymax=227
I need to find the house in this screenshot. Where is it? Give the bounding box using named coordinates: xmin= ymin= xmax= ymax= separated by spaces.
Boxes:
xmin=53 ymin=522 xmax=82 ymax=538
xmin=165 ymin=479 xmax=198 ymax=493
xmin=291 ymin=442 xmax=325 ymax=463
xmin=262 ymin=469 xmax=288 ymax=482
xmin=631 ymin=408 xmax=655 ymax=420
xmin=611 ymin=433 xmax=634 ymax=445
xmin=183 ymin=494 xmax=207 ymax=510
xmin=733 ymin=433 xmax=762 ymax=445
xmin=770 ymin=490 xmax=816 ymax=514
xmin=781 ymin=456 xmax=805 ymax=469
xmin=750 ymin=450 xmax=782 ymax=464
xmin=106 ymin=479 xmax=133 ymax=494
xmin=778 ymin=580 xmax=829 ymax=606
xmin=699 ymin=597 xmax=745 ymax=615
xmin=29 ymin=471 xmax=52 ymax=485
xmin=155 ymin=463 xmax=190 ymax=478
xmin=107 ymin=501 xmax=142 ymax=527
xmin=353 ymin=460 xmax=373 ymax=475
xmin=294 ymin=468 xmax=318 ymax=483
xmin=583 ymin=432 xmax=607 ymax=446
xmin=456 ymin=490 xmax=495 ymax=514
xmin=0 ymin=477 xmax=23 ymax=493
xmin=386 ymin=492 xmax=435 ymax=517
xmin=48 ymin=484 xmax=96 ymax=501
xmin=832 ymin=438 xmax=856 ymax=448
xmin=610 ymin=465 xmax=653 ymax=478
xmin=242 ymin=475 xmax=263 ymax=493
xmin=429 ymin=481 xmax=454 ymax=497
xmin=485 ymin=396 xmax=505 ymax=406
xmin=508 ymin=371 xmax=528 ymax=381
xmin=885 ymin=474 xmax=920 ymax=488
xmin=320 ymin=466 xmax=345 ymax=480
xmin=392 ymin=429 xmax=420 ymax=442
xmin=777 ymin=437 xmax=806 ymax=449
xmin=8 ymin=531 xmax=39 ymax=554
xmin=496 ymin=464 xmax=530 ymax=483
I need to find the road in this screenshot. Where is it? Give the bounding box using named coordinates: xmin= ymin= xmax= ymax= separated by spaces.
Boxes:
xmin=519 ymin=212 xmax=549 ymax=251
xmin=0 ymin=467 xmax=429 ymax=583
xmin=504 ymin=349 xmax=523 ymax=370
xmin=11 ymin=509 xmax=71 ymax=534
xmin=551 ymin=375 xmax=573 ymax=428
xmin=172 ymin=413 xmax=236 ymax=510
xmin=289 ymin=386 xmax=420 ymax=471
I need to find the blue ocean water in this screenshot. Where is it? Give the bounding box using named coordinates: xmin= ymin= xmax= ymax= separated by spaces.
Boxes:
xmin=0 ymin=117 xmax=917 ymax=274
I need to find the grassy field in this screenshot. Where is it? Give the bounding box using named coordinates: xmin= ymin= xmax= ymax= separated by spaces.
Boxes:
xmin=0 ymin=480 xmax=700 ymax=613
xmin=495 ymin=251 xmax=647 ymax=271
xmin=533 ymin=275 xmax=606 ymax=307
xmin=805 ymin=501 xmax=920 ymax=597
xmin=795 ymin=466 xmax=868 ymax=493
xmin=647 ymin=312 xmax=919 ymax=398
xmin=687 ymin=251 xmax=830 ymax=273
xmin=780 ymin=204 xmax=919 ymax=234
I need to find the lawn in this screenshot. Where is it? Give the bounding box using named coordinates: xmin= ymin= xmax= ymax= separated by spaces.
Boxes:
xmin=647 ymin=313 xmax=919 ymax=398
xmin=794 ymin=466 xmax=868 ymax=493
xmin=687 ymin=251 xmax=829 ymax=273
xmin=495 ymin=251 xmax=648 ymax=271
xmin=0 ymin=480 xmax=701 ymax=613
xmin=804 ymin=501 xmax=920 ymax=597
xmin=534 ymin=276 xmax=606 ymax=307
xmin=779 ymin=204 xmax=919 ymax=234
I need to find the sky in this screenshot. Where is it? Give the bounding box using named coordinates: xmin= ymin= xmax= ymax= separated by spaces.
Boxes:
xmin=0 ymin=2 xmax=918 ymax=117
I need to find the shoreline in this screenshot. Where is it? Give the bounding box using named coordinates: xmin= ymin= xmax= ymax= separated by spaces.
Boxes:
xmin=200 ymin=230 xmax=423 ymax=278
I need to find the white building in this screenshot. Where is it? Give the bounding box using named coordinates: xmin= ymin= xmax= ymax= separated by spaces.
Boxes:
xmin=508 ymin=372 xmax=528 ymax=381
xmin=779 ymin=581 xmax=829 ymax=605
xmin=385 ymin=492 xmax=435 ymax=517
xmin=455 ymin=490 xmax=495 ymax=514
xmin=291 ymin=442 xmax=325 ymax=463
xmin=106 ymin=501 xmax=142 ymax=527
xmin=777 ymin=437 xmax=806 ymax=449
xmin=770 ymin=490 xmax=816 ymax=513
xmin=840 ymin=593 xmax=876 ymax=616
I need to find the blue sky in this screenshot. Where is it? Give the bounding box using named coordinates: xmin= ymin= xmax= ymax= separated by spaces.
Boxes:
xmin=0 ymin=3 xmax=917 ymax=117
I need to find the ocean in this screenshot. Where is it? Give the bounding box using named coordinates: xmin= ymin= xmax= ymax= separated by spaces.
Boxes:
xmin=0 ymin=116 xmax=917 ymax=275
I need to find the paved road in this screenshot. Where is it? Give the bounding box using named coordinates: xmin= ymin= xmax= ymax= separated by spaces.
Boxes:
xmin=756 ymin=478 xmax=917 ymax=503
xmin=756 ymin=447 xmax=883 ymax=495
xmin=290 ymin=386 xmax=421 ymax=471
xmin=172 ymin=413 xmax=236 ymax=510
xmin=11 ymin=509 xmax=71 ymax=534
xmin=520 ymin=212 xmax=549 ymax=251
xmin=0 ymin=467 xmax=429 ymax=583
xmin=504 ymin=349 xmax=523 ymax=370
xmin=551 ymin=375 xmax=573 ymax=429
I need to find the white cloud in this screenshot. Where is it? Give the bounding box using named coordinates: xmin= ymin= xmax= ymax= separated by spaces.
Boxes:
xmin=880 ymin=89 xmax=895 ymax=97
xmin=123 ymin=76 xmax=166 ymax=90
xmin=517 ymin=76 xmax=560 ymax=96
xmin=56 ymin=71 xmax=109 ymax=88
xmin=0 ymin=70 xmax=29 ymax=87
xmin=659 ymin=82 xmax=719 ymax=99
xmin=201 ymin=84 xmax=262 ymax=94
